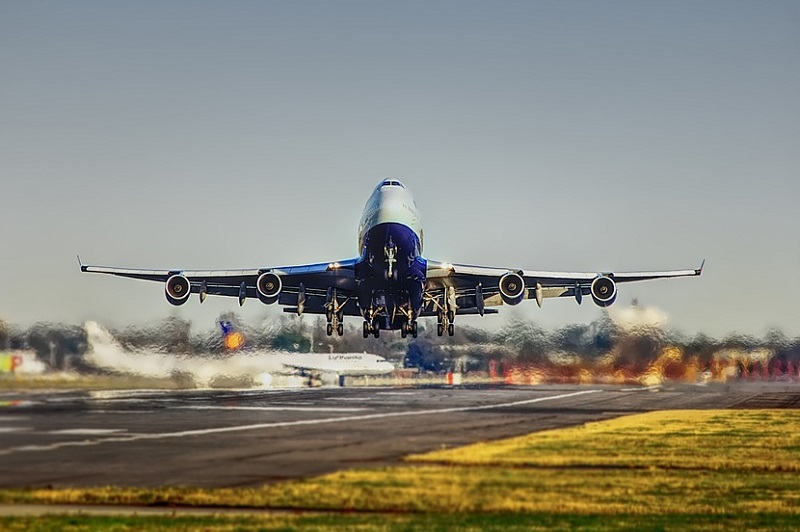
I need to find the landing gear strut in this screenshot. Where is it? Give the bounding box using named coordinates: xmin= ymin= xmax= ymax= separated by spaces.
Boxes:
xmin=325 ymin=288 xmax=346 ymax=337
xmin=362 ymin=319 xmax=380 ymax=338
xmin=401 ymin=320 xmax=418 ymax=339
xmin=433 ymin=288 xmax=457 ymax=337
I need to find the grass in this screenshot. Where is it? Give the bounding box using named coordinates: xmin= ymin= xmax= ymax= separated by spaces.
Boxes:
xmin=1 ymin=410 xmax=800 ymax=529
xmin=2 ymin=513 xmax=800 ymax=531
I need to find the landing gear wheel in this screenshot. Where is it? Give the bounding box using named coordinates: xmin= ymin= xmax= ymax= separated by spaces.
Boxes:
xmin=448 ymin=323 xmax=455 ymax=336
xmin=326 ymin=323 xmax=333 ymax=336
xmin=401 ymin=327 xmax=407 ymax=339
xmin=411 ymin=321 xmax=418 ymax=338
xmin=337 ymin=323 xmax=344 ymax=336
xmin=437 ymin=323 xmax=444 ymax=337
xmin=363 ymin=321 xmax=370 ymax=338
xmin=373 ymin=327 xmax=380 ymax=339
xmin=447 ymin=310 xmax=455 ymax=322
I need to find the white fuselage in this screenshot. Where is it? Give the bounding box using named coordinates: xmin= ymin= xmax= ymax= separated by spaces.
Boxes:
xmin=358 ymin=180 xmax=423 ymax=252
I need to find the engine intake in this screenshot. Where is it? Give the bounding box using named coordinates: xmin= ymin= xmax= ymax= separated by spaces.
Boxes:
xmin=590 ymin=275 xmax=617 ymax=307
xmin=256 ymin=272 xmax=282 ymax=304
xmin=165 ymin=275 xmax=191 ymax=306
xmin=499 ymin=272 xmax=526 ymax=305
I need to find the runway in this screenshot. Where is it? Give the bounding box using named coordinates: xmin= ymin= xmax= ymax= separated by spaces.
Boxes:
xmin=0 ymin=382 xmax=796 ymax=488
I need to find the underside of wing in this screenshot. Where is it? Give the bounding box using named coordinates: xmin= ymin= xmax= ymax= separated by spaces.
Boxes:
xmin=424 ymin=259 xmax=704 ymax=312
xmin=79 ymin=257 xmax=361 ymax=314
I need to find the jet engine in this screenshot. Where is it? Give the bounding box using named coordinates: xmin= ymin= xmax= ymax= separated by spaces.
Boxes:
xmin=590 ymin=275 xmax=617 ymax=307
xmin=256 ymin=272 xmax=282 ymax=304
xmin=165 ymin=275 xmax=191 ymax=306
xmin=499 ymin=272 xmax=526 ymax=305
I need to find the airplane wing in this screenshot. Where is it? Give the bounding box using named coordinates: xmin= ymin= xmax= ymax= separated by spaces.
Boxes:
xmin=79 ymin=257 xmax=362 ymax=316
xmin=423 ymin=259 xmax=704 ymax=315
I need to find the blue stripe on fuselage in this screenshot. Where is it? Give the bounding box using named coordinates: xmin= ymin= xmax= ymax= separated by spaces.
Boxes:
xmin=355 ymin=222 xmax=427 ymax=328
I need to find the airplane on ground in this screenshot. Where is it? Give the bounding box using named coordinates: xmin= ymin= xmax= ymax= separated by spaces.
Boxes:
xmin=84 ymin=321 xmax=395 ymax=381
xmin=80 ymin=180 xmax=703 ymax=339
xmin=216 ymin=320 xmax=394 ymax=376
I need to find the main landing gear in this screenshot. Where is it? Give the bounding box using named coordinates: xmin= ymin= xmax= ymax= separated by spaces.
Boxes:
xmin=437 ymin=309 xmax=455 ymax=337
xmin=363 ymin=319 xmax=380 ymax=339
xmin=400 ymin=320 xmax=418 ymax=339
xmin=325 ymin=288 xmax=345 ymax=337
xmin=430 ymin=287 xmax=456 ymax=337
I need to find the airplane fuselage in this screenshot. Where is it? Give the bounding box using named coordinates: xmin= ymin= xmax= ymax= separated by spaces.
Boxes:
xmin=355 ymin=180 xmax=427 ymax=332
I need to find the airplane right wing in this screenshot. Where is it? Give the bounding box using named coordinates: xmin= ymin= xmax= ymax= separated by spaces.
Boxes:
xmin=423 ymin=259 xmax=704 ymax=315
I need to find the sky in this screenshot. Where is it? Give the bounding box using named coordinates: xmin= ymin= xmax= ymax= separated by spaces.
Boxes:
xmin=1 ymin=1 xmax=798 ymax=338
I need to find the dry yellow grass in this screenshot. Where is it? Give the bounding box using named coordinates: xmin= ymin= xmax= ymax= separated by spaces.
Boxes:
xmin=410 ymin=409 xmax=800 ymax=472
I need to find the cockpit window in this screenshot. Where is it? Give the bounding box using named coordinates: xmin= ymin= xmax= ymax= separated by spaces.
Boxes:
xmin=381 ymin=180 xmax=405 ymax=188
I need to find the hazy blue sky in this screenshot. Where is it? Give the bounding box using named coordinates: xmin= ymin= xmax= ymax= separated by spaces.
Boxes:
xmin=1 ymin=1 xmax=798 ymax=337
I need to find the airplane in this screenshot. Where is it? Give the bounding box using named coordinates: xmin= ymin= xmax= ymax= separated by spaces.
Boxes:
xmin=84 ymin=321 xmax=395 ymax=381
xmin=214 ymin=320 xmax=395 ymax=376
xmin=80 ymin=179 xmax=703 ymax=339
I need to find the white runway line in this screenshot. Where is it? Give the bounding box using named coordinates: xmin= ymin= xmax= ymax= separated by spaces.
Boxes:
xmin=325 ymin=397 xmax=373 ymax=401
xmin=619 ymin=385 xmax=662 ymax=392
xmin=47 ymin=429 xmax=128 ymax=435
xmin=175 ymin=406 xmax=369 ymax=412
xmin=0 ymin=389 xmax=601 ymax=456
xmin=0 ymin=427 xmax=30 ymax=433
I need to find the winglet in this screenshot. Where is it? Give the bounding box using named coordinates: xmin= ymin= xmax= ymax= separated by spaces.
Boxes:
xmin=696 ymin=259 xmax=705 ymax=276
xmin=77 ymin=255 xmax=88 ymax=272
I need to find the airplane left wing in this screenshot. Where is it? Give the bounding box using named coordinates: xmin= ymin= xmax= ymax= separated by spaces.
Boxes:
xmin=423 ymin=259 xmax=704 ymax=314
xmin=79 ymin=257 xmax=362 ymax=315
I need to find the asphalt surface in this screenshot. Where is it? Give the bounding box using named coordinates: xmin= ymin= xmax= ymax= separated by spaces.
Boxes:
xmin=0 ymin=382 xmax=797 ymax=488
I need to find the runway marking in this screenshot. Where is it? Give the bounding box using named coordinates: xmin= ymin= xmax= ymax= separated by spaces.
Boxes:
xmin=375 ymin=392 xmax=416 ymax=396
xmin=619 ymin=385 xmax=662 ymax=392
xmin=325 ymin=397 xmax=372 ymax=401
xmin=48 ymin=429 xmax=128 ymax=435
xmin=0 ymin=427 xmax=29 ymax=433
xmin=0 ymin=390 xmax=601 ymax=456
xmin=175 ymin=406 xmax=369 ymax=413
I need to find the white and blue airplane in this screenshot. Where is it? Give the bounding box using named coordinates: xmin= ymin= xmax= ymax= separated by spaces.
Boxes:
xmin=80 ymin=180 xmax=703 ymax=339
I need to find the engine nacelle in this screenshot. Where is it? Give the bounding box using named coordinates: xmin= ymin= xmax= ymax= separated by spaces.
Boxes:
xmin=590 ymin=275 xmax=617 ymax=307
xmin=499 ymin=272 xmax=526 ymax=305
xmin=256 ymin=272 xmax=282 ymax=304
xmin=165 ymin=275 xmax=191 ymax=306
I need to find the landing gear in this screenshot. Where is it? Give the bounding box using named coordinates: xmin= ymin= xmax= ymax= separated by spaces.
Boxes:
xmin=431 ymin=287 xmax=457 ymax=337
xmin=401 ymin=320 xmax=418 ymax=339
xmin=363 ymin=319 xmax=381 ymax=338
xmin=325 ymin=288 xmax=346 ymax=337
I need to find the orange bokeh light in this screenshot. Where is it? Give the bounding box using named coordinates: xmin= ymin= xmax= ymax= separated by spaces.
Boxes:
xmin=224 ymin=332 xmax=244 ymax=351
